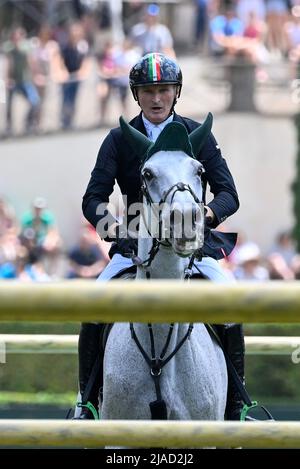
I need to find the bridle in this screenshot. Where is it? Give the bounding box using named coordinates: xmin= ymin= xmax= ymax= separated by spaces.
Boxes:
xmin=130 ymin=169 xmax=205 ymax=419
xmin=132 ymin=173 xmax=205 ymax=277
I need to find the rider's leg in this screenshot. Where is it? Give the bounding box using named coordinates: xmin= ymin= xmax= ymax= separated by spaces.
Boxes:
xmin=224 ymin=323 xmax=245 ymax=420
xmin=74 ymin=254 xmax=134 ymax=419
xmin=75 ymin=322 xmax=103 ymax=419
xmin=193 ymin=257 xmax=245 ymax=420
xmin=213 ymin=323 xmax=245 ymax=420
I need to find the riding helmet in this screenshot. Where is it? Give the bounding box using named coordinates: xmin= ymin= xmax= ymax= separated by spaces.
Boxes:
xmin=129 ymin=52 xmax=182 ymax=100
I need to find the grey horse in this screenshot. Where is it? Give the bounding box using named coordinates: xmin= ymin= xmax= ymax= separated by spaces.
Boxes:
xmin=101 ymin=114 xmax=228 ymax=425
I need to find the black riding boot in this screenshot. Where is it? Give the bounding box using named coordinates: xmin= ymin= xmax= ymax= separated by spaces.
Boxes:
xmin=76 ymin=323 xmax=103 ymax=419
xmin=224 ymin=323 xmax=245 ymax=420
xmin=215 ymin=323 xmax=245 ymax=420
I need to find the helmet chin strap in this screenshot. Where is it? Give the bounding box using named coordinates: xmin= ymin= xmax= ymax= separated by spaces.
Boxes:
xmin=170 ymin=96 xmax=178 ymax=115
xmin=169 ymin=85 xmax=181 ymax=115
xmin=133 ymin=88 xmax=138 ymax=102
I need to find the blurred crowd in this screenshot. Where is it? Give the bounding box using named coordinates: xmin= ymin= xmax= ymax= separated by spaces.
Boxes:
xmin=0 ymin=195 xmax=299 ymax=282
xmin=1 ymin=1 xmax=300 ymax=136
xmin=220 ymin=230 xmax=300 ymax=281
xmin=0 ymin=196 xmax=110 ymax=281
xmin=196 ymin=0 xmax=300 ymax=65
xmin=1 ymin=1 xmax=299 ymax=282
xmin=0 ymin=1 xmax=175 ymax=136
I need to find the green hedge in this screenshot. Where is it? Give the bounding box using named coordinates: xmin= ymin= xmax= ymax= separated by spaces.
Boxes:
xmin=1 ymin=323 xmax=300 ymax=404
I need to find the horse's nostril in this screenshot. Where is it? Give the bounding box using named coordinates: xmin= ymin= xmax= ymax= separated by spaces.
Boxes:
xmin=192 ymin=207 xmax=197 ymax=229
xmin=170 ymin=209 xmax=183 ymax=226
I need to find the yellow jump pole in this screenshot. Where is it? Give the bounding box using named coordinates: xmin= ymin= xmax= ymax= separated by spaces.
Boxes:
xmin=1 ymin=420 xmax=300 ymax=448
xmin=1 ymin=281 xmax=300 ymax=323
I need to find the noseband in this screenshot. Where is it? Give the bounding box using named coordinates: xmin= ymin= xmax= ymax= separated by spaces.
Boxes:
xmin=135 ymin=176 xmax=204 ymax=274
xmin=141 ymin=177 xmax=203 ymax=209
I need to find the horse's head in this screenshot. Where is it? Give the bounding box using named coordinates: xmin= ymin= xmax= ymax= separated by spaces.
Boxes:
xmin=120 ymin=114 xmax=213 ymax=257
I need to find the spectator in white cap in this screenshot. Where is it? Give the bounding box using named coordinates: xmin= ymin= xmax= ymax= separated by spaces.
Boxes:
xmin=130 ymin=3 xmax=175 ymax=57
xmin=233 ymin=241 xmax=269 ymax=281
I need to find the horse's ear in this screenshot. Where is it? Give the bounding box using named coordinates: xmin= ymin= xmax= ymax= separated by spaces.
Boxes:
xmin=119 ymin=116 xmax=152 ymax=160
xmin=189 ymin=113 xmax=213 ymax=157
xmin=147 ymin=122 xmax=194 ymax=159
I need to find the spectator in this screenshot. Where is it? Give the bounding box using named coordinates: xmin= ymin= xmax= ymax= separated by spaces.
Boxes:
xmin=233 ymin=241 xmax=269 ymax=281
xmin=193 ymin=0 xmax=210 ymax=52
xmin=21 ymin=197 xmax=55 ymax=247
xmin=52 ymin=22 xmax=91 ymax=129
xmin=242 ymin=11 xmax=270 ymax=64
xmin=0 ymin=197 xmax=17 ymax=238
xmin=285 ymin=5 xmax=300 ymax=77
xmin=130 ymin=3 xmax=175 ymax=57
xmin=29 ymin=24 xmax=60 ymax=130
xmin=236 ymin=0 xmax=266 ymax=24
xmin=0 ymin=244 xmax=27 ymax=279
xmin=20 ymin=197 xmax=62 ymax=275
xmin=265 ymin=0 xmax=289 ymax=55
xmin=96 ymin=38 xmax=139 ymax=125
xmin=266 ymin=230 xmax=297 ymax=279
xmin=209 ymin=6 xmax=244 ymax=56
xmin=210 ymin=6 xmax=269 ymax=63
xmin=67 ymin=227 xmax=109 ymax=279
xmin=4 ymin=27 xmax=40 ymax=135
xmin=0 ymin=226 xmax=21 ymax=268
xmin=267 ymin=252 xmax=295 ymax=279
xmin=17 ymin=246 xmax=51 ymax=282
xmin=269 ymin=230 xmax=297 ymax=265
xmin=291 ymin=254 xmax=300 ymax=278
xmin=244 ymin=11 xmax=266 ymax=40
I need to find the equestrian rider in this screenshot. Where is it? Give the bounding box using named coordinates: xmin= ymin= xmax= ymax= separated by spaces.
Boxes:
xmin=78 ymin=52 xmax=244 ymax=420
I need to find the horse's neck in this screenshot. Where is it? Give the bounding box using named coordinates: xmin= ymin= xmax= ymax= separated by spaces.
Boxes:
xmin=149 ymin=244 xmax=188 ymax=279
xmin=135 ymin=207 xmax=194 ymax=354
xmin=136 ymin=208 xmax=189 ymax=280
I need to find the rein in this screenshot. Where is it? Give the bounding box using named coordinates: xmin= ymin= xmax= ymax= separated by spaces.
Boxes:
xmin=130 ymin=322 xmax=194 ymax=419
xmin=130 ymin=245 xmax=202 ymax=417
xmin=129 ymin=175 xmax=205 ymax=418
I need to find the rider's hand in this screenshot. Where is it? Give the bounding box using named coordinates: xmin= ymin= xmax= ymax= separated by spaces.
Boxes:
xmin=116 ymin=237 xmax=138 ymax=258
xmin=204 ymin=206 xmax=215 ymax=227
xmin=112 ymin=224 xmax=138 ymax=258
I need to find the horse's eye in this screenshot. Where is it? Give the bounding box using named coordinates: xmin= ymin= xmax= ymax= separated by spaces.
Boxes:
xmin=197 ymin=166 xmax=204 ymax=177
xmin=143 ymin=169 xmax=154 ymax=181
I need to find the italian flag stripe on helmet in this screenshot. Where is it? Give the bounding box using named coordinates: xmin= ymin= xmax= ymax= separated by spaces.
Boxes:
xmin=149 ymin=53 xmax=161 ymax=82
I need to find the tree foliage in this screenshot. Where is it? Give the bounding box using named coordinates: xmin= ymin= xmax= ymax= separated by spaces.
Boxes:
xmin=292 ymin=113 xmax=300 ymax=251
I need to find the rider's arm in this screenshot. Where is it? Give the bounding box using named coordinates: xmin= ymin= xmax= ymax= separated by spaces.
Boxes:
xmin=200 ymin=133 xmax=239 ymax=229
xmin=82 ymin=131 xmax=120 ymax=241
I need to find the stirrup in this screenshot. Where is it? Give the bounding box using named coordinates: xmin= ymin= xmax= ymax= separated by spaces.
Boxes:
xmin=76 ymin=401 xmax=99 ymax=420
xmin=240 ymin=401 xmax=274 ymax=421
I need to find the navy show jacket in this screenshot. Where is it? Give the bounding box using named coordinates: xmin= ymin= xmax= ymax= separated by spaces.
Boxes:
xmin=82 ymin=112 xmax=239 ymax=252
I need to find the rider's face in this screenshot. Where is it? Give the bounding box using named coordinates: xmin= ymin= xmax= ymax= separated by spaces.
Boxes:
xmin=137 ymin=84 xmax=178 ymax=124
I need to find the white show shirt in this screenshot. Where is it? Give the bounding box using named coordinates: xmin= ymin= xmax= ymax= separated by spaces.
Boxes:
xmin=142 ymin=113 xmax=174 ymax=142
